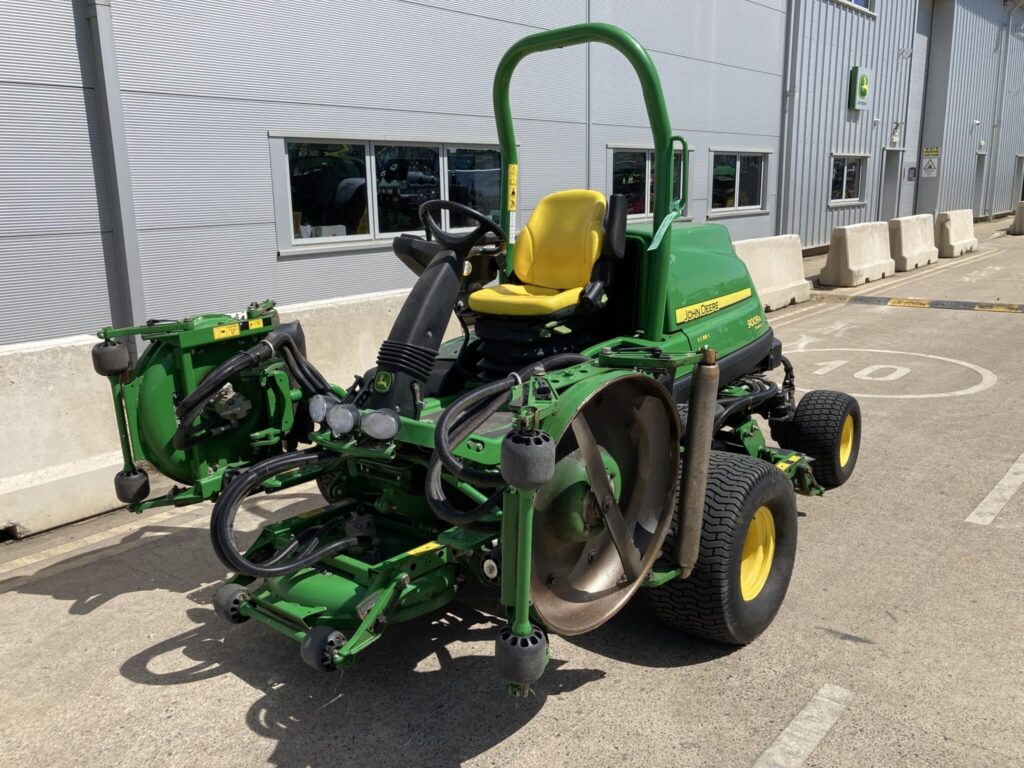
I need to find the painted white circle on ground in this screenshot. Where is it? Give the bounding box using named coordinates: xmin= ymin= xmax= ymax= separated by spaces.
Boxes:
xmin=784 ymin=348 xmax=997 ymax=399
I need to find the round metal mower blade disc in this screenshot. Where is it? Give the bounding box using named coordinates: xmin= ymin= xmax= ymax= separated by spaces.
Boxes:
xmin=531 ymin=375 xmax=680 ymax=635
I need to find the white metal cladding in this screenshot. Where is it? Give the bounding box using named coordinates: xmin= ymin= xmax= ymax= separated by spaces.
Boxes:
xmin=589 ymin=0 xmax=785 ymax=235
xmin=781 ymin=0 xmax=920 ymax=248
xmin=918 ymin=0 xmax=1024 ymax=217
xmin=105 ymin=0 xmax=785 ymax=324
xmin=0 ymin=1 xmax=112 ymax=343
xmin=992 ymin=12 xmax=1024 ymax=214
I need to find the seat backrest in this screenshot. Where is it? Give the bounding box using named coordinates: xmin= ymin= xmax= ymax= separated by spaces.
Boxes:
xmin=513 ymin=190 xmax=606 ymax=290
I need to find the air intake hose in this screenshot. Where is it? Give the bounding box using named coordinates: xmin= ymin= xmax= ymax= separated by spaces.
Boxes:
xmin=365 ymin=249 xmax=463 ymax=417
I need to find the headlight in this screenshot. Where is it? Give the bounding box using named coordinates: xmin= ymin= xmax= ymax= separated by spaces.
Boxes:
xmin=362 ymin=408 xmax=401 ymax=441
xmin=326 ymin=403 xmax=361 ymax=436
xmin=308 ymin=394 xmax=336 ymax=423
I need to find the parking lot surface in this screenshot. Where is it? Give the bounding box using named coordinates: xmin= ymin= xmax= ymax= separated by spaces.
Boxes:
xmin=2 ymin=224 xmax=1022 ymax=768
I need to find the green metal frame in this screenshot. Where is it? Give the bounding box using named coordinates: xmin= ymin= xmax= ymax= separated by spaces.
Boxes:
xmin=493 ymin=23 xmax=684 ymax=341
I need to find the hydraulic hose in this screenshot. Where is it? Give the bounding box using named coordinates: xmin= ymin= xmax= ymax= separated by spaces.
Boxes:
xmin=172 ymin=333 xmax=331 ymax=451
xmin=209 ymin=448 xmax=356 ymax=577
xmin=712 ymin=378 xmax=780 ymax=432
xmin=426 ymin=353 xmax=590 ymax=526
xmin=175 ymin=342 xmax=272 ymax=419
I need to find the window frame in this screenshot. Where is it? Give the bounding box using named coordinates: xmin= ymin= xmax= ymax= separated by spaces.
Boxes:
xmin=706 ymin=149 xmax=771 ymax=218
xmin=607 ymin=145 xmax=690 ymax=220
xmin=830 ymin=0 xmax=877 ymax=17
xmin=829 ymin=153 xmax=870 ymax=207
xmin=269 ymin=133 xmax=501 ymax=257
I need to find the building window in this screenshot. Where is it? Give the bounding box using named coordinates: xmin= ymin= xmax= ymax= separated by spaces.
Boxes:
xmin=280 ymin=139 xmax=500 ymax=249
xmin=831 ymin=156 xmax=865 ymax=203
xmin=447 ymin=146 xmax=501 ymax=227
xmin=374 ymin=145 xmax=441 ymax=235
xmin=711 ymin=153 xmax=765 ymax=212
xmin=611 ymin=148 xmax=685 ymax=217
xmin=289 ymin=142 xmax=370 ymax=241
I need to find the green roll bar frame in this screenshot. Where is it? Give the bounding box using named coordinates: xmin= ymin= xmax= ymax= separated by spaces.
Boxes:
xmin=492 ymin=22 xmax=687 ymax=341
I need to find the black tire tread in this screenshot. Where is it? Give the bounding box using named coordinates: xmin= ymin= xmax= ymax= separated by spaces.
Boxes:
xmin=788 ymin=390 xmax=857 ymax=488
xmin=641 ymin=451 xmax=792 ymax=644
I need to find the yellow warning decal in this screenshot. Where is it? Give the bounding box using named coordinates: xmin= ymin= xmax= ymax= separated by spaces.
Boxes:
xmin=507 ymin=164 xmax=518 ymax=211
xmin=405 ymin=541 xmax=442 ymax=557
xmin=212 ymin=323 xmax=241 ymax=340
xmin=247 ymin=318 xmax=264 ymax=330
xmin=887 ymin=297 xmax=930 ymax=308
xmin=675 ymin=287 xmax=752 ymax=324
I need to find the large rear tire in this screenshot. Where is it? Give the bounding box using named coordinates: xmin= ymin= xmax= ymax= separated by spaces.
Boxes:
xmin=786 ymin=390 xmax=861 ymax=488
xmin=642 ymin=451 xmax=797 ymax=645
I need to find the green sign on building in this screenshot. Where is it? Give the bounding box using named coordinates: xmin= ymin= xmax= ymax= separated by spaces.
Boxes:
xmin=849 ymin=66 xmax=872 ymax=111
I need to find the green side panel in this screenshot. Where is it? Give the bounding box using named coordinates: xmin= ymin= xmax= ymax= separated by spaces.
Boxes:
xmin=627 ymin=221 xmax=771 ymax=359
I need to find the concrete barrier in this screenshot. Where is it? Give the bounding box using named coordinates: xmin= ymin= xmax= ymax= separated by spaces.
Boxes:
xmin=888 ymin=214 xmax=938 ymax=271
xmin=732 ymin=234 xmax=811 ymax=311
xmin=1009 ymin=202 xmax=1024 ymax=236
xmin=935 ymin=209 xmax=978 ymax=257
xmin=818 ymin=222 xmax=896 ymax=287
xmin=0 ymin=288 xmax=452 ymax=538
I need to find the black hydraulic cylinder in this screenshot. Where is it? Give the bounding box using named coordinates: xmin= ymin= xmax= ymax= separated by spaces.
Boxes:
xmin=675 ymin=348 xmax=720 ymax=577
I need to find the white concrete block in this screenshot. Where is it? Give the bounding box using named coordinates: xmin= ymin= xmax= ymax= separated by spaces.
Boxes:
xmin=888 ymin=214 xmax=938 ymax=272
xmin=1009 ymin=203 xmax=1024 ymax=236
xmin=818 ymin=222 xmax=896 ymax=287
xmin=935 ymin=209 xmax=977 ymax=257
xmin=732 ymin=234 xmax=811 ymax=311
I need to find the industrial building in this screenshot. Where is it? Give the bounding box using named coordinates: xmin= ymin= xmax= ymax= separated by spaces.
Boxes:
xmin=2 ymin=0 xmax=1023 ymax=347
xmin=2 ymin=0 xmax=1024 ymax=536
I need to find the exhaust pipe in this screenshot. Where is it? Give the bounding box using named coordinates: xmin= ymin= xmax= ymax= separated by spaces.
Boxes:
xmin=675 ymin=347 xmax=720 ymax=578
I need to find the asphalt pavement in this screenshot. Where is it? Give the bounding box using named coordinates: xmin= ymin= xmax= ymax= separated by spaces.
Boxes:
xmin=1 ymin=220 xmax=1022 ymax=768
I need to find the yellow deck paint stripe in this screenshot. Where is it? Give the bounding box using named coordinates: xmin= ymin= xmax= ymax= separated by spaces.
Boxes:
xmin=676 ymin=287 xmax=752 ymax=324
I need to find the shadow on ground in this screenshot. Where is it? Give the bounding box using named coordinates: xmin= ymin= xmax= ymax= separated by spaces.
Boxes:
xmin=9 ymin=490 xmax=734 ymax=767
xmin=120 ymin=600 xmax=603 ymax=768
xmin=5 ymin=492 xmax=322 ymax=614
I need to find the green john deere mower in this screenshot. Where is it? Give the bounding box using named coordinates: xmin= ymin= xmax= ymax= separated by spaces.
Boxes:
xmin=91 ymin=24 xmax=860 ymax=693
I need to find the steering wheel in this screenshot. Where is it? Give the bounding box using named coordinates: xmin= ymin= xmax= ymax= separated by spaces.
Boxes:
xmin=418 ymin=200 xmax=508 ymax=262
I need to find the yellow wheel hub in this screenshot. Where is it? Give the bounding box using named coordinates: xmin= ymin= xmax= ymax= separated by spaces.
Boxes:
xmin=740 ymin=506 xmax=776 ymax=601
xmin=839 ymin=413 xmax=855 ymax=467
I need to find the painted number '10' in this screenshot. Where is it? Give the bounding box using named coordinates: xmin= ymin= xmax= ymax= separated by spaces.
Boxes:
xmin=813 ymin=360 xmax=910 ymax=381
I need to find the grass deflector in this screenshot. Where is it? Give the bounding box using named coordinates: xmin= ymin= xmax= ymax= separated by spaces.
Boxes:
xmin=92 ymin=24 xmax=860 ymax=693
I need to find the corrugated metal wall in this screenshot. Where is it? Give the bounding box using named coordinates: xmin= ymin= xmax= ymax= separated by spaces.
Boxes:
xmin=2 ymin=0 xmax=1019 ymax=346
xmin=0 ymin=1 xmax=113 ymax=344
xmin=589 ymin=0 xmax=786 ymax=239
xmin=991 ymin=6 xmax=1024 ymax=214
xmin=105 ymin=0 xmax=783 ymax=322
xmin=781 ymin=0 xmax=920 ymax=248
xmin=918 ymin=0 xmax=1024 ymax=217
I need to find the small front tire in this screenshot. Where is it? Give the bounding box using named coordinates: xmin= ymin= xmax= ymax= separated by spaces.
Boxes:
xmin=300 ymin=626 xmax=346 ymax=672
xmin=787 ymin=390 xmax=861 ymax=488
xmin=213 ymin=583 xmax=250 ymax=624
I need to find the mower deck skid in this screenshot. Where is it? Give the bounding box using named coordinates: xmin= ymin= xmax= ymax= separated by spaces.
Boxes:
xmin=91 ymin=23 xmax=860 ymax=691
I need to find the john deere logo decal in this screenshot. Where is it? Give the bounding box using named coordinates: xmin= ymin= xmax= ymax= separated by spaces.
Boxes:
xmin=374 ymin=371 xmax=393 ymax=393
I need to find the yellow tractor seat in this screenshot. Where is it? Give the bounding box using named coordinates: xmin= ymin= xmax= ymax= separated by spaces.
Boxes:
xmin=468 ymin=189 xmax=606 ymax=317
xmin=468 ymin=283 xmax=583 ymax=316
